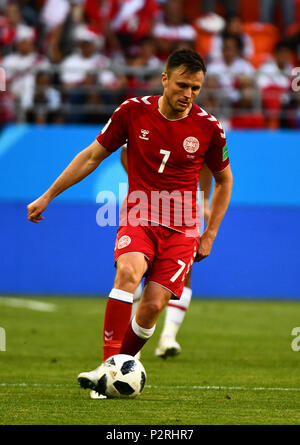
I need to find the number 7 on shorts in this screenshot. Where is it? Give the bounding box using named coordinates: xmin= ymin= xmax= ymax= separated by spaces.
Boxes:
xmin=170 ymin=260 xmax=186 ymax=283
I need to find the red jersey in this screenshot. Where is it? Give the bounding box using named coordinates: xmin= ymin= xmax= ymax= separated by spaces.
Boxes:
xmin=97 ymin=95 xmax=229 ymax=237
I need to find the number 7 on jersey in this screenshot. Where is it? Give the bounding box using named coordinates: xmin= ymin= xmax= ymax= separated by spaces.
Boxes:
xmin=158 ymin=149 xmax=171 ymax=173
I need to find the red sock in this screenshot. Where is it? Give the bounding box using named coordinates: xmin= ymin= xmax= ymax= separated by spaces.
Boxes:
xmin=120 ymin=316 xmax=156 ymax=357
xmin=102 ymin=289 xmax=133 ymax=361
xmin=120 ymin=325 xmax=148 ymax=357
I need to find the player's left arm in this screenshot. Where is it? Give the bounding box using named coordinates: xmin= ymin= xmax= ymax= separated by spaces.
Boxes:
xmin=195 ymin=164 xmax=233 ymax=262
xmin=195 ymin=119 xmax=233 ymax=261
xmin=199 ymin=163 xmax=213 ymax=224
xmin=27 ymin=140 xmax=111 ymax=223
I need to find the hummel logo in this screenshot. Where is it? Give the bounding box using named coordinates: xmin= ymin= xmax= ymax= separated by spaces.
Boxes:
xmin=139 ymin=129 xmax=149 ymax=140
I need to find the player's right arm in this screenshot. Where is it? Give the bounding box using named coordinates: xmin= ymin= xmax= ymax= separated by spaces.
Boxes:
xmin=28 ymin=99 xmax=130 ymax=223
xmin=27 ymin=140 xmax=111 ymax=223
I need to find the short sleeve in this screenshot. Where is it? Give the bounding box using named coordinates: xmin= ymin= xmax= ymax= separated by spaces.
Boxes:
xmin=205 ymin=122 xmax=230 ymax=173
xmin=96 ymin=102 xmax=129 ymax=153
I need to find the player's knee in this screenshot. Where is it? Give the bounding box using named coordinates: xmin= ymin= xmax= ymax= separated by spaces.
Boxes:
xmin=115 ymin=262 xmax=141 ymax=287
xmin=143 ymin=299 xmax=165 ymax=317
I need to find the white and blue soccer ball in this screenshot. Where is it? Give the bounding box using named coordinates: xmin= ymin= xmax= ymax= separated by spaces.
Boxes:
xmin=96 ymin=354 xmax=146 ymax=399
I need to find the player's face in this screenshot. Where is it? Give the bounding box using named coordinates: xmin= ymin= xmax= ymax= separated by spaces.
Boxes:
xmin=162 ymin=67 xmax=205 ymax=115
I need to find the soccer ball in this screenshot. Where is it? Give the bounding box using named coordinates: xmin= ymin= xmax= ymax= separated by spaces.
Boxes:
xmin=95 ymin=354 xmax=146 ymax=399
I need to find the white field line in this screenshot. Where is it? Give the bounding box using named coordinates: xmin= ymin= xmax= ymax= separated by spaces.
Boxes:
xmin=0 ymin=297 xmax=56 ymax=312
xmin=148 ymin=385 xmax=300 ymax=392
xmin=1 ymin=383 xmax=300 ymax=392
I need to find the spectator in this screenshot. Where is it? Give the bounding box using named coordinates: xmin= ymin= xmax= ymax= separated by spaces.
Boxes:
xmin=207 ymin=35 xmax=255 ymax=103
xmin=198 ymin=74 xmax=223 ymax=118
xmin=257 ymin=42 xmax=294 ymax=90
xmin=0 ymin=2 xmax=26 ymax=57
xmin=62 ymin=71 xmax=114 ymax=124
xmin=2 ymin=25 xmax=50 ymax=106
xmin=59 ymin=25 xmax=115 ymax=89
xmin=231 ymin=76 xmax=266 ymax=128
xmin=39 ymin=0 xmax=71 ymax=63
xmin=153 ymin=0 xmax=197 ymax=61
xmin=125 ymin=36 xmax=162 ymax=70
xmin=82 ymin=0 xmax=127 ymax=57
xmin=260 ymin=0 xmax=295 ymax=33
xmin=22 ymin=70 xmax=63 ymax=124
xmin=121 ymin=36 xmax=162 ymax=98
xmin=257 ymin=41 xmax=294 ymax=127
xmin=209 ymin=16 xmax=254 ymax=63
xmin=60 ymin=24 xmax=123 ymax=122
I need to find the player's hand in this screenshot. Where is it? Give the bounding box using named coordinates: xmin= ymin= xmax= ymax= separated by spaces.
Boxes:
xmin=27 ymin=196 xmax=49 ymax=223
xmin=194 ymin=230 xmax=215 ymax=262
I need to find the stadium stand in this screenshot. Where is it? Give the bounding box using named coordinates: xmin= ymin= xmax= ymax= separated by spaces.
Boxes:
xmin=0 ymin=0 xmax=299 ymax=129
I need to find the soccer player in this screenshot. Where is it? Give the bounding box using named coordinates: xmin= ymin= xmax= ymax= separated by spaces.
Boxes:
xmin=121 ymin=145 xmax=213 ymax=358
xmin=27 ymin=49 xmax=233 ymax=397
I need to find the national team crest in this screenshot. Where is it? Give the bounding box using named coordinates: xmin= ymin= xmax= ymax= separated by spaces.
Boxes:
xmin=117 ymin=235 xmax=131 ymax=249
xmin=183 ymin=137 xmax=199 ymax=153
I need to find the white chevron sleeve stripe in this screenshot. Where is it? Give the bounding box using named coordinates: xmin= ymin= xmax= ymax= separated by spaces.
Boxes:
xmin=141 ymin=96 xmax=151 ymax=104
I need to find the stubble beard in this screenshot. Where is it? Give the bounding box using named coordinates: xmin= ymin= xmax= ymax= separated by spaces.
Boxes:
xmin=166 ymin=92 xmax=187 ymax=114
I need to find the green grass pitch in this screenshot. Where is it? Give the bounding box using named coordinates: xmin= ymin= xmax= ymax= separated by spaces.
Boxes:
xmin=0 ymin=296 xmax=300 ymax=425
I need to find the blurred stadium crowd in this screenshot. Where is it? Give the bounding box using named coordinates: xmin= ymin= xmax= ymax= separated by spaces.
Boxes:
xmin=1 ymin=0 xmax=300 ymax=129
